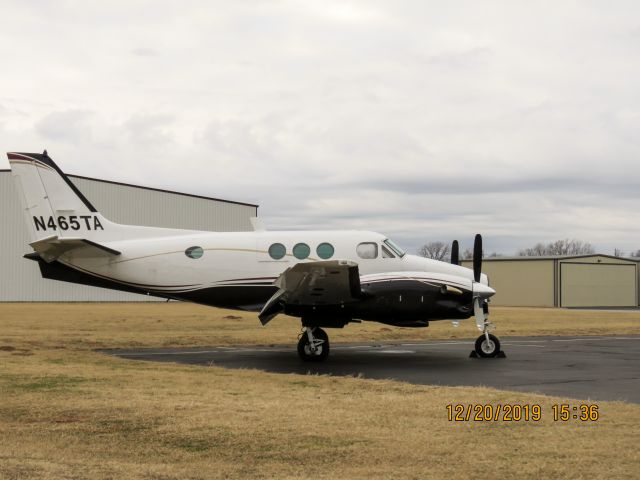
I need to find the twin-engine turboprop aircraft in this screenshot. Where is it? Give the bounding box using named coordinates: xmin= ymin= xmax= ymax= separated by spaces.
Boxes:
xmin=8 ymin=151 xmax=499 ymax=361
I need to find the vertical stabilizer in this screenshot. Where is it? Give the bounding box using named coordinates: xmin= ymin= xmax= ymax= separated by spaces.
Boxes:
xmin=8 ymin=151 xmax=107 ymax=243
xmin=8 ymin=150 xmax=203 ymax=247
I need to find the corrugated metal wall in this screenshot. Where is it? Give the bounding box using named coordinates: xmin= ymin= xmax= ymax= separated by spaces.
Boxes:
xmin=557 ymin=256 xmax=638 ymax=307
xmin=560 ymin=263 xmax=637 ymax=307
xmin=461 ymin=259 xmax=556 ymax=307
xmin=0 ymin=171 xmax=257 ymax=301
xmin=462 ymin=255 xmax=639 ymax=307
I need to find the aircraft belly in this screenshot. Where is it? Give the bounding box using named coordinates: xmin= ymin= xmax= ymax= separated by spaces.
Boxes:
xmin=172 ymin=285 xmax=278 ymax=311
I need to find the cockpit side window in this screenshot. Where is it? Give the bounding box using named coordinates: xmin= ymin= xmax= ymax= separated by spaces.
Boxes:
xmin=381 ymin=245 xmax=396 ymax=258
xmin=383 ymin=238 xmax=406 ymax=258
xmin=356 ymin=242 xmax=378 ymax=259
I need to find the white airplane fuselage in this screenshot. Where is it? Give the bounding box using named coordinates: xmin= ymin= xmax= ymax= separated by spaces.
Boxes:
xmin=54 ymin=228 xmax=491 ymax=322
xmin=9 ymin=151 xmax=495 ymax=334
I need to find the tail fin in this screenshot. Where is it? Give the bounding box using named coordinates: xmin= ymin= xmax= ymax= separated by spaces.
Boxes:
xmin=7 ymin=151 xmax=111 ymax=244
xmin=8 ymin=150 xmax=202 ymax=253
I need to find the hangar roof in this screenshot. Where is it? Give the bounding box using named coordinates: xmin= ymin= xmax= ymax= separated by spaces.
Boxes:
xmin=463 ymin=254 xmax=638 ymax=262
xmin=0 ymin=169 xmax=258 ymax=208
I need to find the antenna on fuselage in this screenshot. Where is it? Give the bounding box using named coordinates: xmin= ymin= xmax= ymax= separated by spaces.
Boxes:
xmin=250 ymin=217 xmax=266 ymax=232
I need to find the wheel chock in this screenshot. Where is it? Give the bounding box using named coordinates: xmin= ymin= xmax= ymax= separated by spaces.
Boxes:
xmin=469 ymin=350 xmax=507 ymax=358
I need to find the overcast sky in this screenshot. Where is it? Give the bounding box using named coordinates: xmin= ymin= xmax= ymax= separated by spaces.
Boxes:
xmin=1 ymin=1 xmax=639 ymax=255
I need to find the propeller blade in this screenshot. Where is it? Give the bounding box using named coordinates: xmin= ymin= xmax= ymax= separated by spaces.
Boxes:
xmin=473 ymin=234 xmax=482 ymax=282
xmin=451 ymin=240 xmax=459 ymax=265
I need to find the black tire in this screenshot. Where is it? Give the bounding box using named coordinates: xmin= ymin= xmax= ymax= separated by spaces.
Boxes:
xmin=475 ymin=333 xmax=500 ymax=358
xmin=297 ymin=327 xmax=330 ymax=362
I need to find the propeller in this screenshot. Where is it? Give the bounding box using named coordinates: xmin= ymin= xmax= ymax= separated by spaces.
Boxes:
xmin=451 ymin=240 xmax=459 ymax=265
xmin=473 ymin=234 xmax=482 ymax=282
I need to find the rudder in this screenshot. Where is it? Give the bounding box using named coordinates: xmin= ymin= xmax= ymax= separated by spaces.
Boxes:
xmin=8 ymin=151 xmax=105 ymax=243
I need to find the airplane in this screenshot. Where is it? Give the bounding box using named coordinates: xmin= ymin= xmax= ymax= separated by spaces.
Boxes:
xmin=7 ymin=151 xmax=500 ymax=361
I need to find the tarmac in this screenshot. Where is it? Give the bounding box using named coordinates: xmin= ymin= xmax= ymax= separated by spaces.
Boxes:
xmin=104 ymin=335 xmax=640 ymax=403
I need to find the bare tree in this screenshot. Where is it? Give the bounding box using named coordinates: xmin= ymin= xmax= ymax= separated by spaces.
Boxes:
xmin=631 ymin=249 xmax=640 ymax=258
xmin=461 ymin=248 xmax=474 ymax=260
xmin=417 ymin=241 xmax=450 ymax=261
xmin=518 ymin=239 xmax=595 ymax=256
xmin=518 ymin=242 xmax=547 ymax=256
xmin=613 ymin=248 xmax=625 ymax=257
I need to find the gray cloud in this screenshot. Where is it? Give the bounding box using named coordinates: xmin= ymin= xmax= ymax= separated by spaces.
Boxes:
xmin=131 ymin=48 xmax=158 ymax=57
xmin=122 ymin=113 xmax=176 ymax=147
xmin=35 ymin=110 xmax=94 ymax=143
xmin=359 ymin=176 xmax=640 ymax=199
xmin=1 ymin=1 xmax=639 ymax=256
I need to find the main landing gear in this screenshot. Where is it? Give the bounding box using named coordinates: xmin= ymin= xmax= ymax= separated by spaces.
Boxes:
xmin=297 ymin=327 xmax=330 ymax=362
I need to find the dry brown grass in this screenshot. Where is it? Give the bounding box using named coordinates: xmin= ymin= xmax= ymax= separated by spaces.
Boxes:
xmin=1 ymin=303 xmax=639 ymax=350
xmin=1 ymin=303 xmax=639 ymax=479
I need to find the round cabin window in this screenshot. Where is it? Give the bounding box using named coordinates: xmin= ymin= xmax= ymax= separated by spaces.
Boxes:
xmin=268 ymin=243 xmax=286 ymax=260
xmin=316 ymin=242 xmax=334 ymax=259
xmin=185 ymin=246 xmax=204 ymax=259
xmin=293 ymin=243 xmax=310 ymax=259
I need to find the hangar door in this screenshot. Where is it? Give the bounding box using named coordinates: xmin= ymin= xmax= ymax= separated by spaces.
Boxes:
xmin=560 ymin=263 xmax=637 ymax=307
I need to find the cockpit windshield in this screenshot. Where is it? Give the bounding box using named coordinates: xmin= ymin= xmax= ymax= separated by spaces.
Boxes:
xmin=383 ymin=238 xmax=406 ymax=258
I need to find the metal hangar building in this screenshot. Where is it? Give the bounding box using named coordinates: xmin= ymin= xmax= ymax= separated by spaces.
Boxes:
xmin=462 ymin=255 xmax=638 ymax=308
xmin=0 ymin=170 xmax=258 ymax=301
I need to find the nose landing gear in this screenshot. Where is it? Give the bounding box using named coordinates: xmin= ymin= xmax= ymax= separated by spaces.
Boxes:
xmin=471 ymin=298 xmax=505 ymax=358
xmin=474 ymin=332 xmax=501 ymax=357
xmin=297 ymin=327 xmax=330 ymax=362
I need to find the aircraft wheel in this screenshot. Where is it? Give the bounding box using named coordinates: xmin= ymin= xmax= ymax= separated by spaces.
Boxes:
xmin=297 ymin=327 xmax=330 ymax=362
xmin=475 ymin=333 xmax=500 ymax=358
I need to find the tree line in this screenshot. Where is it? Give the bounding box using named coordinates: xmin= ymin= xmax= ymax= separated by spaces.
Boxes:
xmin=417 ymin=239 xmax=638 ymax=260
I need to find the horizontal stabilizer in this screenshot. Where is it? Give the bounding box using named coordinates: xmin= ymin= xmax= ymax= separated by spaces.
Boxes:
xmin=28 ymin=236 xmax=121 ymax=263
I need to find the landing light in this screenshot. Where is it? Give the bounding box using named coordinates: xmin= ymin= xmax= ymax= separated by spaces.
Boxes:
xmin=441 ymin=284 xmax=464 ymax=295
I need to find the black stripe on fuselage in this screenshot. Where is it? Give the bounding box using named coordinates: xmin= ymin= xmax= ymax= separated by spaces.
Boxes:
xmin=362 ymin=276 xmax=470 ymax=289
xmin=37 ymin=258 xmax=163 ymax=298
xmin=61 ymin=261 xmax=274 ymax=291
xmin=175 ymin=285 xmax=278 ymax=311
xmin=35 ymin=260 xmax=474 ymax=320
xmin=36 ymin=259 xmax=276 ymax=310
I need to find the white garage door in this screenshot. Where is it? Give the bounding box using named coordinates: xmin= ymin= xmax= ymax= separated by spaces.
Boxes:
xmin=560 ymin=263 xmax=637 ymax=307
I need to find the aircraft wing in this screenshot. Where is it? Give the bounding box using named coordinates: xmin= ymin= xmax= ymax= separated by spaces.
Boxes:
xmin=259 ymin=260 xmax=361 ymax=325
xmin=27 ymin=235 xmax=121 ymax=263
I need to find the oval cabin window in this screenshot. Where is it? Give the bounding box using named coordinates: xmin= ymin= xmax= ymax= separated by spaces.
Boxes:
xmin=185 ymin=246 xmax=204 ymax=259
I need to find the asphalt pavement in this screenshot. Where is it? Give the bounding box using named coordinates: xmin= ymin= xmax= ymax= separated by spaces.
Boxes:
xmin=104 ymin=335 xmax=640 ymax=403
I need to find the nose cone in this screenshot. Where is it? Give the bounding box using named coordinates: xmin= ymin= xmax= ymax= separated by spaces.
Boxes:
xmin=473 ymin=282 xmax=496 ymax=298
